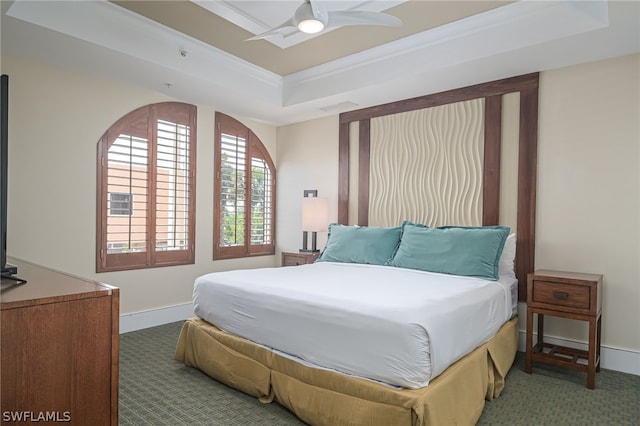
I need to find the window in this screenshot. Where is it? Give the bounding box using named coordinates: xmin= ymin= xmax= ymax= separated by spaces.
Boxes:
xmin=96 ymin=102 xmax=196 ymax=272
xmin=109 ymin=192 xmax=133 ymax=216
xmin=214 ymin=112 xmax=275 ymax=259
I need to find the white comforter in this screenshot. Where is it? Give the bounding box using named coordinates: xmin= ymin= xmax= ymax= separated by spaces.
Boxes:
xmin=193 ymin=262 xmax=513 ymax=389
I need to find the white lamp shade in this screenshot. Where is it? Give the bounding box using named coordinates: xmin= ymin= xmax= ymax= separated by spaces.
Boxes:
xmin=302 ymin=197 xmax=328 ymax=232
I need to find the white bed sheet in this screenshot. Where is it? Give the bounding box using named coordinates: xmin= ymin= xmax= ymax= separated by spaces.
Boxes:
xmin=193 ymin=262 xmax=514 ymax=389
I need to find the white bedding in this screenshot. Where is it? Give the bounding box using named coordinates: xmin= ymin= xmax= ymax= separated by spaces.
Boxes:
xmin=193 ymin=262 xmax=515 ymax=389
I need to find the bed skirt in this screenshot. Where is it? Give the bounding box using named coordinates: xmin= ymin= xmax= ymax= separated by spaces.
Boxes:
xmin=174 ymin=316 xmax=518 ymax=426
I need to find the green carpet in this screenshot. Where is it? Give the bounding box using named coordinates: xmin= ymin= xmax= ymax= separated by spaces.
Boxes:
xmin=119 ymin=321 xmax=640 ymax=425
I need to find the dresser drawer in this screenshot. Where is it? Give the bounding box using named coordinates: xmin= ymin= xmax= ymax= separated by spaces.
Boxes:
xmin=532 ymin=280 xmax=590 ymax=309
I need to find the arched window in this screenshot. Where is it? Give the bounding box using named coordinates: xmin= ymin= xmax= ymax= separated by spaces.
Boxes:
xmin=96 ymin=102 xmax=196 ymax=272
xmin=214 ymin=112 xmax=275 ymax=259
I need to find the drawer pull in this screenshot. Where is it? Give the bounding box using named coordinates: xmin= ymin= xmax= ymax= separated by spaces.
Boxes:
xmin=553 ymin=291 xmax=569 ymax=300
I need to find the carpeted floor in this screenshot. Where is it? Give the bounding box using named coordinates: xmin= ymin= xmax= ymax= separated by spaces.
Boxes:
xmin=119 ymin=321 xmax=640 ymax=425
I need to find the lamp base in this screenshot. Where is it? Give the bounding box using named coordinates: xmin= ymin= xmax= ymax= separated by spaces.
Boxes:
xmin=302 ymin=230 xmax=320 ymax=253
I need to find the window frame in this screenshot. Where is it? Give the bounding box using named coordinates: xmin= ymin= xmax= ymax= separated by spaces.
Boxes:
xmin=213 ymin=112 xmax=276 ymax=260
xmin=96 ymin=102 xmax=197 ymax=272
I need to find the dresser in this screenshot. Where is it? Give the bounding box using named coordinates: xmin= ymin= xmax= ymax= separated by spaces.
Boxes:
xmin=525 ymin=269 xmax=602 ymax=389
xmin=1 ymin=259 xmax=119 ymax=425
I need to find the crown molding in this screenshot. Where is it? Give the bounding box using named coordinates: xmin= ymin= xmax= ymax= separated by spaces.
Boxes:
xmin=5 ymin=0 xmax=630 ymax=126
xmin=283 ymin=0 xmax=609 ymax=106
xmin=6 ymin=0 xmax=283 ymax=104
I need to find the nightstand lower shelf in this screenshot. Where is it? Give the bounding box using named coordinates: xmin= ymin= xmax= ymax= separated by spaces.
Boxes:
xmin=530 ymin=342 xmax=592 ymax=371
xmin=525 ymin=307 xmax=602 ymax=389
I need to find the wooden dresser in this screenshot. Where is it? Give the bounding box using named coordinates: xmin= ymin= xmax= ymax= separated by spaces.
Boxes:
xmin=1 ymin=259 xmax=119 ymax=425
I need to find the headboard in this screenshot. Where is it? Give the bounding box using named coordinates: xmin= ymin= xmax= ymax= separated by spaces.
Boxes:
xmin=337 ymin=73 xmax=539 ymax=302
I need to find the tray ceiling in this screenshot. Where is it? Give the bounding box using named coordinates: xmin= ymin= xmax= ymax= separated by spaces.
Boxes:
xmin=1 ymin=0 xmax=638 ymax=125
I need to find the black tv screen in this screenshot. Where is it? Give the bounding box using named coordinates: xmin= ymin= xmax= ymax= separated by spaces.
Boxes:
xmin=1 ymin=74 xmax=15 ymax=275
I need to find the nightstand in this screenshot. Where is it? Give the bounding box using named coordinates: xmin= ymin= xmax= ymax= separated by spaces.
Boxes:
xmin=281 ymin=251 xmax=319 ymax=266
xmin=525 ymin=269 xmax=603 ymax=389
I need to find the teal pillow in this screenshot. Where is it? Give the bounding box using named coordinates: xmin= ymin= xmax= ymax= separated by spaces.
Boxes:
xmin=389 ymin=223 xmax=510 ymax=280
xmin=317 ymin=224 xmax=402 ymax=266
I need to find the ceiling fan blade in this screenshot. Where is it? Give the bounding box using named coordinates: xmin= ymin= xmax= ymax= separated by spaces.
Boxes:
xmin=246 ymin=18 xmax=296 ymax=41
xmin=247 ymin=0 xmax=400 ymax=41
xmin=327 ymin=11 xmax=402 ymax=29
xmin=309 ymin=0 xmax=328 ymax=25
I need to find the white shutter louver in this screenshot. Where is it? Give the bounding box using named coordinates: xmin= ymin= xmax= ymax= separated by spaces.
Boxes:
xmin=156 ymin=119 xmax=191 ymax=252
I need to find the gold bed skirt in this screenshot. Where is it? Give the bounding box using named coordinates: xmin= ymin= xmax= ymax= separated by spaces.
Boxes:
xmin=175 ymin=316 xmax=518 ymax=426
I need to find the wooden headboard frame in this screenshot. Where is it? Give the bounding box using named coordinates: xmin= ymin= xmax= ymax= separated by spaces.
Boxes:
xmin=337 ymin=73 xmax=539 ymax=302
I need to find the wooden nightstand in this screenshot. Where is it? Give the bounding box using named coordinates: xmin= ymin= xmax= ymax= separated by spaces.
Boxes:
xmin=281 ymin=251 xmax=319 ymax=266
xmin=525 ymin=269 xmax=603 ymax=389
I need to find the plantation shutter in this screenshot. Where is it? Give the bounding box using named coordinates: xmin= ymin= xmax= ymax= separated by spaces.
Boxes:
xmin=97 ymin=102 xmax=196 ymax=272
xmin=214 ymin=112 xmax=275 ymax=259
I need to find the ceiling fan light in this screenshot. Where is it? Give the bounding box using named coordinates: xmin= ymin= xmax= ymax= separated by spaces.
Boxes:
xmin=298 ymin=19 xmax=325 ymax=34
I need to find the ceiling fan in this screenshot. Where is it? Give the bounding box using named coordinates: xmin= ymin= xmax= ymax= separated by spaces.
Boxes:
xmin=247 ymin=0 xmax=402 ymax=41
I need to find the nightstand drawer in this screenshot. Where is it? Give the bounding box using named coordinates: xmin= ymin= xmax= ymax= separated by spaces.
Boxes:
xmin=283 ymin=254 xmax=308 ymax=266
xmin=281 ymin=251 xmax=319 ymax=266
xmin=527 ymin=270 xmax=602 ymax=315
xmin=532 ymin=280 xmax=590 ymax=309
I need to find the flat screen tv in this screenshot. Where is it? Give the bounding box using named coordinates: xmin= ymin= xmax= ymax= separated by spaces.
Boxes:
xmin=1 ymin=73 xmax=24 ymax=282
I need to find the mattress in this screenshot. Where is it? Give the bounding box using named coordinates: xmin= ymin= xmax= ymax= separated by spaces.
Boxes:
xmin=193 ymin=262 xmax=515 ymax=389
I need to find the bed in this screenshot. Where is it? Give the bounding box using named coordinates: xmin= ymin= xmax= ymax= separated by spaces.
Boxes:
xmin=176 ymin=224 xmax=520 ymax=425
xmin=176 ymin=73 xmax=539 ymax=425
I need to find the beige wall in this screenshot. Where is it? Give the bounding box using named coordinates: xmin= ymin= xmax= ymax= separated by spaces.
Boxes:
xmin=276 ymin=116 xmax=339 ymax=256
xmin=531 ymin=53 xmax=639 ymax=352
xmin=3 ymin=55 xmax=278 ymax=314
xmin=276 ymin=54 xmax=640 ymax=357
xmin=4 ymin=51 xmax=638 ymax=358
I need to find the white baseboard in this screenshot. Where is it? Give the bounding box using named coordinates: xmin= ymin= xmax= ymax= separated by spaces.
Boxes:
xmin=120 ymin=303 xmax=194 ymax=334
xmin=518 ymin=330 xmax=640 ymax=376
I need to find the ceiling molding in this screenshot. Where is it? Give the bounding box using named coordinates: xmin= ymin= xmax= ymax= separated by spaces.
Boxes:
xmin=6 ymin=0 xmax=283 ymax=104
xmin=3 ymin=0 xmax=637 ymax=126
xmin=283 ymin=0 xmax=610 ymax=106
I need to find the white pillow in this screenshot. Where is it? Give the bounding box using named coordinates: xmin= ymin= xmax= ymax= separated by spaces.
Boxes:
xmin=499 ymin=233 xmax=516 ymax=278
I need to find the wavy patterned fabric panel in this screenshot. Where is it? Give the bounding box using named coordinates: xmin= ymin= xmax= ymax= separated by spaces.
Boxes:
xmin=370 ymin=98 xmax=484 ymax=227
